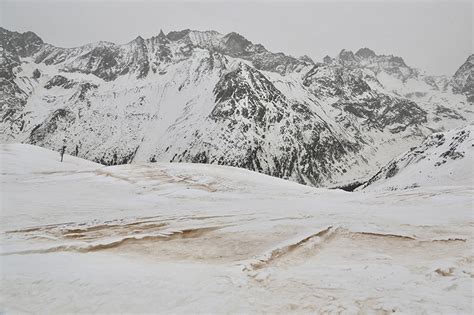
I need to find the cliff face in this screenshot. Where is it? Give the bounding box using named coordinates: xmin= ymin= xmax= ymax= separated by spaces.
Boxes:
xmin=452 ymin=54 xmax=474 ymax=101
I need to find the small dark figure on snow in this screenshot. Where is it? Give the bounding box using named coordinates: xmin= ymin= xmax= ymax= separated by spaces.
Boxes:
xmin=75 ymin=144 xmax=79 ymax=157
xmin=60 ymin=145 xmax=66 ymax=162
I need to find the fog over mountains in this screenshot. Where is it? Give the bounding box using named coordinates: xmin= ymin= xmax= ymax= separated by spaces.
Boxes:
xmin=1 ymin=27 xmax=472 ymax=187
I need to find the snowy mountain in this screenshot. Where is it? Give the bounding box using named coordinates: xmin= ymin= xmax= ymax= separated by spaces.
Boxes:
xmin=325 ymin=48 xmax=472 ymax=130
xmin=360 ymin=125 xmax=473 ymax=191
xmin=1 ymin=27 xmax=472 ymax=186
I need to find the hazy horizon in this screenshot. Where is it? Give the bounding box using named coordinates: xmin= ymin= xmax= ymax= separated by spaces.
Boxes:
xmin=1 ymin=0 xmax=472 ymax=75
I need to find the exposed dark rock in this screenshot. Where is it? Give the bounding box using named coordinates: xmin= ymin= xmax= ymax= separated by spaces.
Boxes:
xmin=331 ymin=180 xmax=365 ymax=192
xmin=389 ymin=56 xmax=407 ymax=67
xmin=434 ymin=105 xmax=465 ymax=120
xmin=299 ymin=55 xmax=314 ymax=64
xmin=32 ymin=68 xmax=41 ymax=79
xmin=44 ymin=75 xmax=76 ymax=89
xmin=66 ymin=46 xmax=120 ymax=81
xmin=355 ymin=48 xmax=376 ymax=59
xmin=222 ymin=32 xmax=253 ymax=56
xmin=323 ymin=55 xmax=332 ymax=64
xmin=336 ymin=96 xmax=427 ymax=131
xmin=452 ymin=54 xmax=474 ymax=100
xmin=29 ymin=109 xmax=76 ymax=144
xmin=338 ymin=49 xmax=356 ymax=64
xmin=0 ymin=27 xmax=43 ymax=58
xmin=166 ymin=29 xmax=191 ymax=41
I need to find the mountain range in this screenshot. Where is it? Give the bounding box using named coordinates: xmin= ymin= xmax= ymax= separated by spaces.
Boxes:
xmin=1 ymin=27 xmax=472 ymax=187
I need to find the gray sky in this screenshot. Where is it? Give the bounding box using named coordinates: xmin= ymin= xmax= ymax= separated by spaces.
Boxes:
xmin=1 ymin=0 xmax=472 ymax=75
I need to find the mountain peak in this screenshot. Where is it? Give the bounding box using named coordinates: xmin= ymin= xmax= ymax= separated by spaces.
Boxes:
xmin=166 ymin=29 xmax=191 ymax=41
xmin=323 ymin=55 xmax=333 ymax=64
xmin=336 ymin=49 xmax=357 ymax=65
xmin=224 ymin=32 xmax=251 ymax=44
xmin=299 ymin=55 xmax=315 ymax=64
xmin=0 ymin=27 xmax=44 ymax=57
xmin=452 ymin=54 xmax=474 ymax=98
xmin=0 ymin=27 xmax=42 ymax=43
xmin=222 ymin=32 xmax=252 ymax=55
xmin=338 ymin=49 xmax=356 ymax=63
xmin=355 ymin=47 xmax=376 ymax=59
xmin=465 ymin=54 xmax=474 ymax=65
xmin=389 ymin=55 xmax=407 ymax=67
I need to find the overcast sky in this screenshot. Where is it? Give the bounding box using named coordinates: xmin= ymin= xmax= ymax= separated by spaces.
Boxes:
xmin=1 ymin=0 xmax=472 ymax=75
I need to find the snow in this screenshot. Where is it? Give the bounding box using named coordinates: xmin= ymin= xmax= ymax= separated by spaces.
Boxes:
xmin=0 ymin=143 xmax=100 ymax=174
xmin=361 ymin=125 xmax=474 ymax=191
xmin=1 ymin=143 xmax=472 ymax=313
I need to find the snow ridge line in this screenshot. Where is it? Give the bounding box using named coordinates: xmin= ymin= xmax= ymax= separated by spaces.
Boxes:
xmin=240 ymin=227 xmax=468 ymax=272
xmin=352 ymin=231 xmax=416 ymax=240
xmin=1 ymin=226 xmax=223 ymax=256
xmin=242 ymin=225 xmax=335 ymax=271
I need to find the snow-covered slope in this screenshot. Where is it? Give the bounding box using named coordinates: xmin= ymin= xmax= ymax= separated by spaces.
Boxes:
xmin=0 ymin=143 xmax=100 ymax=174
xmin=360 ymin=125 xmax=473 ymax=191
xmin=1 ymin=144 xmax=472 ymax=313
xmin=1 ymin=27 xmax=472 ymax=187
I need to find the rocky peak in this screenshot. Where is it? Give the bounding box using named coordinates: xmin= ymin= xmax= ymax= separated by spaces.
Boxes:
xmin=158 ymin=30 xmax=166 ymax=38
xmin=299 ymin=55 xmax=315 ymax=64
xmin=131 ymin=36 xmax=145 ymax=46
xmin=327 ymin=47 xmax=417 ymax=82
xmin=323 ymin=55 xmax=333 ymax=64
xmin=21 ymin=31 xmax=43 ymax=44
xmin=249 ymin=43 xmax=267 ymax=54
xmin=337 ymin=49 xmax=356 ymax=64
xmin=149 ymin=30 xmax=169 ymax=45
xmin=454 ymin=54 xmax=474 ymax=76
xmin=465 ymin=54 xmax=474 ymax=65
xmin=355 ymin=47 xmax=376 ymax=59
xmin=452 ymin=54 xmax=474 ymax=100
xmin=389 ymin=55 xmax=407 ymax=67
xmin=222 ymin=32 xmax=252 ymax=55
xmin=0 ymin=27 xmax=44 ymax=57
xmin=166 ymin=29 xmax=191 ymax=41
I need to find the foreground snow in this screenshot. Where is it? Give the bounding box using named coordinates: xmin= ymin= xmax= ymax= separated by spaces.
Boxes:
xmin=1 ymin=144 xmax=473 ymax=313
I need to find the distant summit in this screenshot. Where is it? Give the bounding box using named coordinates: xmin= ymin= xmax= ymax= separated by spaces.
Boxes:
xmin=355 ymin=47 xmax=376 ymax=59
xmin=337 ymin=49 xmax=357 ymax=64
